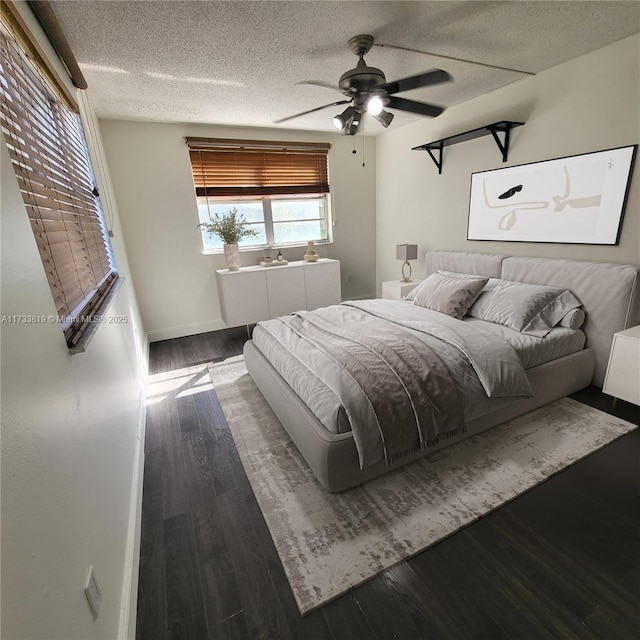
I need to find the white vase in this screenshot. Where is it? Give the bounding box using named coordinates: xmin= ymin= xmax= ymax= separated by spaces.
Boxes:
xmin=304 ymin=240 xmax=318 ymax=262
xmin=223 ymin=243 xmax=241 ymax=271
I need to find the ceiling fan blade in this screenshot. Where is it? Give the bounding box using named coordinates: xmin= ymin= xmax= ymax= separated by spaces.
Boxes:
xmin=273 ymin=100 xmax=351 ymax=124
xmin=376 ymin=69 xmax=451 ymax=95
xmin=296 ymin=80 xmax=341 ymax=92
xmin=386 ymin=96 xmax=444 ymax=118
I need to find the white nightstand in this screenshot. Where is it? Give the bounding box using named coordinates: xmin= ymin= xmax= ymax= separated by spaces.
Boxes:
xmin=603 ymin=325 xmax=640 ymax=406
xmin=381 ymin=279 xmax=422 ymax=300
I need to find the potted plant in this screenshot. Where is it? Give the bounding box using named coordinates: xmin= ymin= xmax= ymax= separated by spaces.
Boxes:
xmin=199 ymin=207 xmax=257 ymax=271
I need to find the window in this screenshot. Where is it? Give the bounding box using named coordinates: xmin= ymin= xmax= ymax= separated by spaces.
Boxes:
xmin=186 ymin=137 xmax=332 ymax=252
xmin=0 ymin=8 xmax=118 ymax=350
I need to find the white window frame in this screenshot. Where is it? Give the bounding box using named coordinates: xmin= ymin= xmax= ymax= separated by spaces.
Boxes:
xmin=198 ymin=193 xmax=332 ymax=254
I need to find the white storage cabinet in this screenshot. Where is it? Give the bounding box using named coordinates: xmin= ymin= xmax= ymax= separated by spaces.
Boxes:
xmin=216 ymin=259 xmax=341 ymax=327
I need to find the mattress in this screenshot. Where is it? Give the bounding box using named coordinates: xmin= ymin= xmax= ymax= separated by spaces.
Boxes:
xmin=251 ymin=301 xmax=586 ymax=435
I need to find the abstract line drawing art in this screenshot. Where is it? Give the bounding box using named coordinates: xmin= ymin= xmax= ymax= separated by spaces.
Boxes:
xmin=467 ymin=146 xmax=637 ymax=244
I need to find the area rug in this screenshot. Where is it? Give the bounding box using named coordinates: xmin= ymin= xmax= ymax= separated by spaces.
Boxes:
xmin=208 ymin=356 xmax=637 ymax=615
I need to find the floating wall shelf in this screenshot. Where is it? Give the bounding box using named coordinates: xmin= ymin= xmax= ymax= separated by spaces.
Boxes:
xmin=412 ymin=120 xmax=524 ymax=174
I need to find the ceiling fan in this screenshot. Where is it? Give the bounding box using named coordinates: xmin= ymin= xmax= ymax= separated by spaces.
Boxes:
xmin=274 ymin=34 xmax=452 ymax=135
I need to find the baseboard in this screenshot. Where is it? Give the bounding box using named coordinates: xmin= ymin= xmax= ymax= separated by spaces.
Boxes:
xmin=140 ymin=334 xmax=150 ymax=382
xmin=147 ymin=319 xmax=228 ymax=342
xmin=345 ymin=292 xmax=376 ymax=301
xmin=118 ymin=377 xmax=147 ymax=638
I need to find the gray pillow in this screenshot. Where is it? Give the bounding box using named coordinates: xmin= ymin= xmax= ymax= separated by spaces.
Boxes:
xmin=405 ymin=270 xmax=487 ymax=301
xmin=411 ymin=272 xmax=488 ymax=319
xmin=468 ymin=278 xmax=582 ymax=337
xmin=438 ymin=269 xmax=489 ymax=281
xmin=558 ymin=308 xmax=586 ymax=330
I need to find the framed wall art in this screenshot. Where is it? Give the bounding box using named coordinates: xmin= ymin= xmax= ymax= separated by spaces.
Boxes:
xmin=467 ymin=145 xmax=637 ymax=244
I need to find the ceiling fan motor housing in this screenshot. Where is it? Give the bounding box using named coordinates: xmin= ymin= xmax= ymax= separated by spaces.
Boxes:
xmin=338 ymin=60 xmax=386 ymax=93
xmin=338 ymin=34 xmax=387 ymax=94
xmin=340 ymin=33 xmax=386 ymax=93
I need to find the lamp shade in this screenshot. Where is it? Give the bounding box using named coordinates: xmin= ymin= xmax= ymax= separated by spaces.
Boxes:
xmin=396 ymin=243 xmax=418 ymax=261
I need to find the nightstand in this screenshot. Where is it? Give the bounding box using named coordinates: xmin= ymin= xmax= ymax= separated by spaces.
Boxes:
xmin=603 ymin=325 xmax=640 ymax=406
xmin=381 ymin=279 xmax=422 ymax=300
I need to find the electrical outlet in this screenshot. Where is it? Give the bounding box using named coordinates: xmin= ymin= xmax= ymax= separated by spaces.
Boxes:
xmin=346 ymin=274 xmax=352 ymax=283
xmin=84 ymin=565 xmax=101 ymax=620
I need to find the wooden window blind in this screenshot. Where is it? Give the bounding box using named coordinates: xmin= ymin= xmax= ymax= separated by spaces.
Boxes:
xmin=185 ymin=137 xmax=331 ymax=197
xmin=0 ymin=17 xmax=118 ymax=348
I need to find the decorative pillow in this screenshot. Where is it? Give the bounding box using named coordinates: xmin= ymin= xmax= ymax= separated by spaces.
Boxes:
xmin=468 ymin=278 xmax=582 ymax=337
xmin=558 ymin=308 xmax=586 ymax=330
xmin=411 ymin=272 xmax=488 ymax=319
xmin=405 ymin=270 xmax=487 ymax=301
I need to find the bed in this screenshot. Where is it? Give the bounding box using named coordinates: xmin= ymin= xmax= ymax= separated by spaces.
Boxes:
xmin=243 ymin=251 xmax=640 ymax=492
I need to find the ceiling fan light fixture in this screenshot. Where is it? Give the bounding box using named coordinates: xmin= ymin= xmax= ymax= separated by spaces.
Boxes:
xmin=344 ymin=109 xmax=362 ymax=135
xmin=332 ymin=106 xmax=355 ymax=131
xmin=373 ymin=109 xmax=394 ymax=128
xmin=366 ymin=95 xmax=384 ymax=116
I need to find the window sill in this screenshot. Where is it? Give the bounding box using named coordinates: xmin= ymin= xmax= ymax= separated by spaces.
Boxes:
xmin=202 ymin=240 xmax=332 ymax=256
xmin=68 ymin=276 xmax=125 ymax=355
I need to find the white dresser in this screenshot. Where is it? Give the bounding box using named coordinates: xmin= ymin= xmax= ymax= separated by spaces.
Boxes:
xmin=216 ymin=258 xmax=341 ymax=327
xmin=602 ymin=325 xmax=640 ymax=406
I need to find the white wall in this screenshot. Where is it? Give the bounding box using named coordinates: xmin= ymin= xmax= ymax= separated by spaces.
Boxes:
xmin=376 ymin=34 xmax=640 ymax=289
xmin=0 ymin=3 xmax=147 ymax=638
xmin=99 ymin=120 xmax=377 ymax=341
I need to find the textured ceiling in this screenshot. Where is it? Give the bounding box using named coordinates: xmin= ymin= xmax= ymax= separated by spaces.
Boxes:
xmin=49 ymin=1 xmax=640 ymax=135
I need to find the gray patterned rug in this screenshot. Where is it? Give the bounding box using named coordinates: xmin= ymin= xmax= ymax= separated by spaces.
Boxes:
xmin=209 ymin=356 xmax=636 ymax=615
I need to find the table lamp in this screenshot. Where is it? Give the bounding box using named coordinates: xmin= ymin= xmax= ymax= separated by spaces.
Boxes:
xmin=396 ymin=243 xmax=418 ymax=282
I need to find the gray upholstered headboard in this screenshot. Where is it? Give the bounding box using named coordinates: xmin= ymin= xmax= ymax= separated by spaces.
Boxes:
xmin=426 ymin=251 xmax=640 ymax=387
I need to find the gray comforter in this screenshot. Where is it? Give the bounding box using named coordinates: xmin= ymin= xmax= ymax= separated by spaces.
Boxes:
xmin=254 ymin=300 xmax=533 ymax=469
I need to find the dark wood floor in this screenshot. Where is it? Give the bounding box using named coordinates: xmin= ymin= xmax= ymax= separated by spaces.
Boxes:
xmin=136 ymin=327 xmax=639 ymax=640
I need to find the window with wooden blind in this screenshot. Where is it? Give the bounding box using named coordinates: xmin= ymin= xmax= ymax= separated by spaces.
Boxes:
xmin=0 ymin=14 xmax=119 ymax=350
xmin=186 ymin=137 xmax=332 ymax=252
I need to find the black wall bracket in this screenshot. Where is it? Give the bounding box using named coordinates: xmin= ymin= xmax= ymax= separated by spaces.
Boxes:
xmin=412 ymin=120 xmax=524 ymax=174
